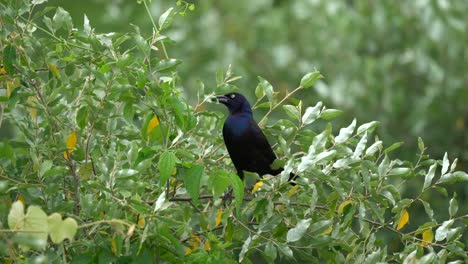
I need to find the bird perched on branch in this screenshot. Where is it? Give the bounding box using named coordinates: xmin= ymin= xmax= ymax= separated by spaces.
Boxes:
xmin=216 ymin=92 xmax=296 ymax=184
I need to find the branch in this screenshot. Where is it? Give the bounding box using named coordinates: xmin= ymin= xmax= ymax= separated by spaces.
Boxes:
xmin=65 ymin=151 xmax=81 ymax=215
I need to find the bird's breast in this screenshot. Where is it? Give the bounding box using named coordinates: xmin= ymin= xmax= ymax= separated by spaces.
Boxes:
xmin=224 ymin=116 xmax=250 ymax=138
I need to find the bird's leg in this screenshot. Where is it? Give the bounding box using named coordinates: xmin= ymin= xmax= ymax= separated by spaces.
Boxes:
xmin=222 ymin=170 xmax=243 ymax=201
xmin=221 ymin=188 xmax=234 ymax=201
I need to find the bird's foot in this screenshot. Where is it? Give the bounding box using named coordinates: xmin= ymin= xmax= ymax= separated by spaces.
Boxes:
xmin=221 ymin=189 xmax=234 ymax=202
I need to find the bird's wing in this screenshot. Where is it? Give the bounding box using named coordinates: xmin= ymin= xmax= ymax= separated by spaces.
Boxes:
xmin=246 ymin=119 xmax=278 ymax=164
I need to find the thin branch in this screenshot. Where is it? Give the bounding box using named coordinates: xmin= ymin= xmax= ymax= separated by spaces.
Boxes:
xmin=65 ymin=151 xmax=81 ymax=215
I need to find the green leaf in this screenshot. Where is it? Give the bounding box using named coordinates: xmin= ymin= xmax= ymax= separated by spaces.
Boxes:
xmin=154 ymin=191 xmax=170 ymax=212
xmin=423 ymin=163 xmax=437 ymax=190
xmin=449 ymin=158 xmax=458 ymax=173
xmin=439 ymin=171 xmax=468 ymax=184
xmin=309 ymin=220 xmax=332 ymax=234
xmin=183 ymin=164 xmax=204 ymax=205
xmin=449 ymin=193 xmax=458 ymax=218
xmin=418 ymin=137 xmax=425 ymax=152
xmin=47 ymin=213 xmax=78 ymax=243
xmin=76 ymin=106 xmax=88 ymax=129
xmin=159 ymin=151 xmax=176 ymax=185
xmin=287 ymin=218 xmax=311 ymax=242
xmin=228 ymin=173 xmax=244 ymax=214
xmin=365 ymin=140 xmax=382 ymax=156
xmin=257 ymin=77 xmax=274 ymax=103
xmin=283 ymin=105 xmax=300 ymax=120
xmin=158 ymin=7 xmax=174 ymax=31
xmin=123 ymin=103 xmax=135 ymax=124
xmin=216 ymin=68 xmax=224 ymax=86
xmin=388 ymin=167 xmax=411 ymax=177
xmin=320 ymin=109 xmax=343 ymax=120
xmin=255 ymin=81 xmax=265 ymax=99
xmin=210 ymin=170 xmax=230 ymax=199
xmin=38 ymin=160 xmax=53 ymax=179
xmin=264 ymin=242 xmax=277 ymax=262
xmin=302 ymin=102 xmax=322 ymax=125
xmin=239 ymin=235 xmax=253 ymax=262
xmin=312 ymin=150 xmax=336 ymax=165
xmin=420 ymin=200 xmax=434 ymax=220
xmin=441 ymin=152 xmax=449 ymax=175
xmin=8 ymin=201 xmax=24 ymax=230
xmin=378 ymin=155 xmax=390 ymax=177
xmin=127 ymin=142 xmax=138 ymax=166
xmin=335 ymin=119 xmax=356 ymax=144
xmin=435 ymin=220 xmax=454 ymax=241
xmin=136 ymin=158 xmax=153 ymax=172
xmin=419 ymin=253 xmax=436 ymax=264
xmin=155 ymin=59 xmax=182 ymax=73
xmin=357 ymin=121 xmax=380 ymax=134
xmin=3 ymin=45 xmax=17 ymax=74
xmin=384 ymin=142 xmax=404 ymax=153
xmin=300 ymin=71 xmax=323 ymax=89
xmin=53 ymin=7 xmax=73 ymax=31
xmin=353 ymin=131 xmax=368 ymax=157
xmin=115 ymin=169 xmax=139 ymax=178
xmin=83 ymin=14 xmax=91 ymax=34
xmin=277 ymin=244 xmax=293 ymax=258
xmin=13 ymin=205 xmax=48 ymax=250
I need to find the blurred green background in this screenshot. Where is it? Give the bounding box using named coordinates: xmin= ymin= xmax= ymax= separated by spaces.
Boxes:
xmin=47 ymin=0 xmax=467 ymax=164
xmin=34 ymin=0 xmax=468 ymax=220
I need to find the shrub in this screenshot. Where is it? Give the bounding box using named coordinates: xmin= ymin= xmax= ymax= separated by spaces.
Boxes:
xmin=0 ymin=1 xmax=466 ymax=263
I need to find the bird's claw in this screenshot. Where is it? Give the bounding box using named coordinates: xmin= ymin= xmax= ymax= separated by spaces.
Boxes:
xmin=221 ymin=189 xmax=234 ymax=202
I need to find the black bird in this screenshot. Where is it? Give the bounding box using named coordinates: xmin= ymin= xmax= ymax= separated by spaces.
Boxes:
xmin=216 ymin=92 xmax=296 ymax=183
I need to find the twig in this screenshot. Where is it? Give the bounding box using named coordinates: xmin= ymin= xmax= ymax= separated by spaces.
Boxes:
xmin=65 ymin=151 xmax=81 ymax=215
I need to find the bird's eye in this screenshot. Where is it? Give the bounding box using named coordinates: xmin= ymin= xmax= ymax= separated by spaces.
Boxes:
xmin=230 ymin=94 xmax=236 ymax=99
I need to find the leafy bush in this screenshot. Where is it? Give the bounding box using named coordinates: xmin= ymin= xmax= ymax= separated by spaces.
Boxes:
xmin=0 ymin=1 xmax=466 ymax=263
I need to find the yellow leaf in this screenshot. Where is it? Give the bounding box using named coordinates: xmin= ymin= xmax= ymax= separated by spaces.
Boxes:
xmin=0 ymin=66 xmax=6 ymax=75
xmin=137 ymin=214 xmax=146 ymax=228
xmin=215 ymin=208 xmax=223 ymax=227
xmin=338 ymin=200 xmax=355 ymax=215
xmin=48 ymin=63 xmax=60 ymax=78
xmin=252 ymin=181 xmax=264 ymax=194
xmin=4 ymin=258 xmax=13 ymax=264
xmin=191 ymin=234 xmax=201 ymax=243
xmin=66 ymin=131 xmax=78 ymax=149
xmin=184 ymin=248 xmax=192 ymax=256
xmin=6 ymin=77 xmax=20 ymax=97
xmin=18 ymin=194 xmax=26 ymax=207
xmin=421 ymin=229 xmax=433 ymax=246
xmin=27 ymin=96 xmax=38 ymax=120
xmin=320 ymin=225 xmax=333 ymax=235
xmin=147 ymin=116 xmax=160 ymax=135
xmin=397 ymin=209 xmax=409 ymax=230
xmin=204 ymin=240 xmax=211 ymax=251
xmin=126 ymin=224 xmax=135 ymax=238
xmin=64 ymin=131 xmax=77 ymax=159
xmin=111 ymin=238 xmax=117 ymax=255
xmin=286 ymin=184 xmax=299 ymax=198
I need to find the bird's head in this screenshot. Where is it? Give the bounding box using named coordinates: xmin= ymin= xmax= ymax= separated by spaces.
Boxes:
xmin=216 ymin=92 xmax=252 ymax=115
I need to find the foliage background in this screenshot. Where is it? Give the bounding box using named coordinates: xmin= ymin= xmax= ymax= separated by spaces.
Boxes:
xmin=0 ymin=0 xmax=467 ymax=263
xmin=46 ymin=0 xmax=468 ymax=224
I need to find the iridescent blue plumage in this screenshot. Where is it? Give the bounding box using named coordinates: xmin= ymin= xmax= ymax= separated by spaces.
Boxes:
xmin=217 ymin=92 xmax=296 ymax=183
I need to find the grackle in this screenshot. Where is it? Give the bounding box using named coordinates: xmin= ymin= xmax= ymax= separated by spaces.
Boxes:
xmin=216 ymin=92 xmax=296 ymax=183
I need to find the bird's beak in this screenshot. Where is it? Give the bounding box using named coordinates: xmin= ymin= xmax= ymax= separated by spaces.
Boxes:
xmin=216 ymin=95 xmax=229 ymax=104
